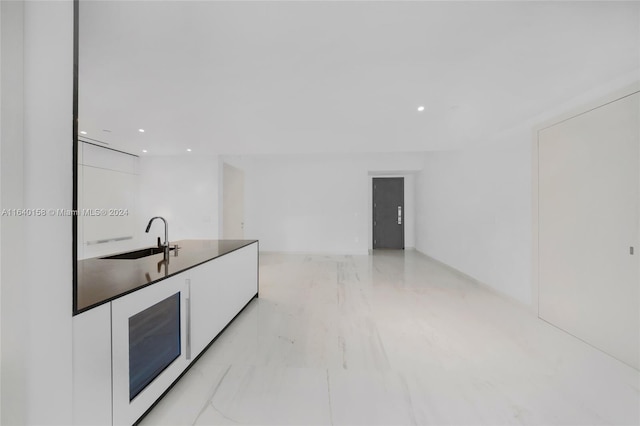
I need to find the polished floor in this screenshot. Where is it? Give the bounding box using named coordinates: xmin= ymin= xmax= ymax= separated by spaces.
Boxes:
xmin=140 ymin=250 xmax=639 ymax=426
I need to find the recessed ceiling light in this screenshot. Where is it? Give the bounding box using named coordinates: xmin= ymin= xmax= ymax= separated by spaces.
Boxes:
xmin=138 ymin=129 xmax=145 ymax=133
xmin=417 ymin=106 xmax=425 ymax=112
xmin=80 ymin=131 xmax=87 ymax=135
xmin=186 ymin=148 xmax=192 ymax=152
xmin=142 ymin=149 xmax=148 ymax=153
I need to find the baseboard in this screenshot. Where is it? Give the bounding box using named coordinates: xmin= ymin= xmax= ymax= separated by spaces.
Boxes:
xmin=414 ymin=249 xmax=535 ymax=315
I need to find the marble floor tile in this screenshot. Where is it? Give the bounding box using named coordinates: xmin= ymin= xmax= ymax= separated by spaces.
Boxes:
xmin=194 ymin=366 xmax=331 ymax=426
xmin=327 ymin=369 xmax=417 ymax=426
xmin=140 ymin=250 xmax=639 ymax=426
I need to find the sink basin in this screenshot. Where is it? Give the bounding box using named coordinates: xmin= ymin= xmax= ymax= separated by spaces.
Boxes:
xmin=101 ymin=246 xmax=174 ymax=260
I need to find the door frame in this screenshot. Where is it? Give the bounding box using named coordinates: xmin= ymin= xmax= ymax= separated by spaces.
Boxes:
xmin=367 ymin=173 xmax=416 ymax=251
xmin=372 ymin=177 xmax=405 ymax=249
xmin=221 ymin=162 xmax=245 ymax=239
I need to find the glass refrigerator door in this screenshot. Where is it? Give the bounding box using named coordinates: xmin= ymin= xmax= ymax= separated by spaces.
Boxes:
xmin=112 ymin=274 xmax=190 ymax=425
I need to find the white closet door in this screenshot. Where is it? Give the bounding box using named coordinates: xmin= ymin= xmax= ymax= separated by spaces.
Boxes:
xmin=538 ymin=92 xmax=639 ymax=369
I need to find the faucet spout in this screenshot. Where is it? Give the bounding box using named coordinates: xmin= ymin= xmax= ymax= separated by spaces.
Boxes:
xmin=145 ymin=216 xmax=169 ymax=259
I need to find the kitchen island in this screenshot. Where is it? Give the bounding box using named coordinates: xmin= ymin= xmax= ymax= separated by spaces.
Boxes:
xmin=76 ymin=239 xmax=258 ymax=313
xmin=73 ymin=239 xmax=259 ymax=426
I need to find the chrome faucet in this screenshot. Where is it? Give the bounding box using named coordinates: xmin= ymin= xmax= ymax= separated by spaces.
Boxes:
xmin=145 ymin=216 xmax=170 ymax=259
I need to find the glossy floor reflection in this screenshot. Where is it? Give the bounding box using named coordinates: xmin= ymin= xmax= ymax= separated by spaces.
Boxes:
xmin=140 ymin=250 xmax=640 ymax=425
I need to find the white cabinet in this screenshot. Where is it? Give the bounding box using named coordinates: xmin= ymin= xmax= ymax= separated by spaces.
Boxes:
xmin=78 ymin=142 xmax=139 ymax=260
xmin=73 ymin=303 xmax=112 ymax=426
xmin=111 ymin=274 xmax=190 ymax=426
xmin=189 ymin=258 xmax=228 ymax=356
xmin=190 ymin=242 xmax=258 ymax=357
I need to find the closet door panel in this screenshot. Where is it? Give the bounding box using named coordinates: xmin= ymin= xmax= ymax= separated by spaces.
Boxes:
xmin=538 ymin=92 xmax=639 ymax=369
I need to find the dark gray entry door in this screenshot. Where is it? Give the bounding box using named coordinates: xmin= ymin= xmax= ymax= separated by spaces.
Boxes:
xmin=373 ymin=177 xmax=404 ymax=249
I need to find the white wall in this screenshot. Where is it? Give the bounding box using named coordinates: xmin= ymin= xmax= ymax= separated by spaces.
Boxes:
xmin=415 ymin=130 xmax=532 ymax=305
xmin=415 ymin=74 xmax=640 ymax=308
xmin=404 ymin=174 xmax=415 ymax=249
xmin=0 ymin=1 xmax=75 ymax=424
xmin=240 ymin=153 xmax=421 ymax=254
xmin=138 ymin=155 xmax=220 ymax=246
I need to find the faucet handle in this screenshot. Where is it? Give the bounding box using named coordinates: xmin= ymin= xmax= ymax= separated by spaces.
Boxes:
xmin=157 ymin=236 xmax=162 ymax=248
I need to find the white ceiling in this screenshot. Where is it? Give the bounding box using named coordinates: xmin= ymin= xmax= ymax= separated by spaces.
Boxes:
xmin=78 ymin=1 xmax=639 ymax=156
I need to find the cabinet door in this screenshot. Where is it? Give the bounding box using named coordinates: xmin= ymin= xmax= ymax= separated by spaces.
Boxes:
xmin=538 ymin=92 xmax=639 ymax=369
xmin=73 ymin=303 xmax=112 ymax=426
xmin=80 ymin=165 xmax=137 ymax=258
xmin=111 ymin=275 xmax=190 ymax=426
xmin=190 ymin=243 xmax=258 ymax=357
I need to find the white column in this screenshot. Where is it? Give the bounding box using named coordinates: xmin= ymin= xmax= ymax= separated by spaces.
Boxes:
xmin=1 ymin=1 xmax=26 ymax=424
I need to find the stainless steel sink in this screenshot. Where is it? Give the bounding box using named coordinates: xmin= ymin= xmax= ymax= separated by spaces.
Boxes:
xmin=101 ymin=246 xmax=174 ymax=260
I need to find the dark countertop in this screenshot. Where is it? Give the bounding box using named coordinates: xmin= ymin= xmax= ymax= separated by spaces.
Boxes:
xmin=76 ymin=239 xmax=258 ymax=314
